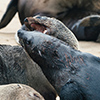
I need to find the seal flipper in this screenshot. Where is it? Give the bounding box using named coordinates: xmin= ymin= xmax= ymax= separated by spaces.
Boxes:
xmin=59 ymin=80 xmax=85 ymax=100
xmin=0 ymin=0 xmax=18 ymax=29
xmin=71 ymin=15 xmax=100 ymax=41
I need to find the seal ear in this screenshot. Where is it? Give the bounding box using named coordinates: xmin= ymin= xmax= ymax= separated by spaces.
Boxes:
xmin=0 ymin=0 xmax=18 ymax=29
xmin=59 ymin=80 xmax=85 ymax=100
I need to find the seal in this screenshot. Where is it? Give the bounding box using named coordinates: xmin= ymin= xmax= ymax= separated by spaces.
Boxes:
xmin=23 ymin=15 xmax=79 ymax=50
xmin=71 ymin=15 xmax=100 ymax=41
xmin=18 ymin=29 xmax=100 ymax=100
xmin=0 ymin=83 xmax=44 ymax=100
xmin=0 ymin=45 xmax=57 ymax=100
xmin=0 ymin=0 xmax=100 ymax=41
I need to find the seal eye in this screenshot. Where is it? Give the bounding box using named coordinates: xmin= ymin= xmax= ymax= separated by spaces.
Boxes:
xmin=36 ymin=16 xmax=41 ymax=19
xmin=34 ymin=93 xmax=40 ymax=99
xmin=26 ymin=40 xmax=31 ymax=45
xmin=24 ymin=18 xmax=28 ymax=22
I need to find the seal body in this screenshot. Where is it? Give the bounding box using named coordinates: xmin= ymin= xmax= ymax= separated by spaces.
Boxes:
xmin=0 ymin=83 xmax=44 ymax=100
xmin=18 ymin=29 xmax=100 ymax=100
xmin=0 ymin=45 xmax=57 ymax=100
xmin=1 ymin=0 xmax=100 ymax=41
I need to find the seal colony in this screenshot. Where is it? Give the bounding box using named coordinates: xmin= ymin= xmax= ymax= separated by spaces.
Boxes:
xmin=18 ymin=29 xmax=100 ymax=100
xmin=0 ymin=0 xmax=100 ymax=41
xmin=0 ymin=0 xmax=100 ymax=99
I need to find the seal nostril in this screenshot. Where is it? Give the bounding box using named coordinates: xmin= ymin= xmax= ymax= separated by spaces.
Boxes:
xmin=17 ymin=31 xmax=21 ymax=38
xmin=24 ymin=18 xmax=28 ymax=22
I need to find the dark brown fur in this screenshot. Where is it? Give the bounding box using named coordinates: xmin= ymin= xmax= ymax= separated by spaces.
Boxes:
xmin=0 ymin=45 xmax=57 ymax=100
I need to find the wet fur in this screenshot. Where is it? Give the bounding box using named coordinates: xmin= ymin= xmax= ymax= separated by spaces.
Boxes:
xmin=0 ymin=45 xmax=57 ymax=100
xmin=18 ymin=30 xmax=100 ymax=100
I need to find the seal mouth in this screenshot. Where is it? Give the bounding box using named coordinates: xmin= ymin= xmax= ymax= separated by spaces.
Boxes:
xmin=24 ymin=17 xmax=50 ymax=34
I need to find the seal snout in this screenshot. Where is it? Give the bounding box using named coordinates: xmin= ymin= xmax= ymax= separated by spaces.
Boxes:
xmin=17 ymin=29 xmax=26 ymax=48
xmin=17 ymin=29 xmax=24 ymax=38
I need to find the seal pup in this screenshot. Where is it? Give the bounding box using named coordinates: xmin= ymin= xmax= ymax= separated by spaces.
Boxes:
xmin=18 ymin=29 xmax=100 ymax=100
xmin=1 ymin=0 xmax=100 ymax=41
xmin=0 ymin=83 xmax=44 ymax=100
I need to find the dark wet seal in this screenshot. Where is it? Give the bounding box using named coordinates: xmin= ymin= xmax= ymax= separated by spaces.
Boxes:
xmin=18 ymin=29 xmax=100 ymax=100
xmin=0 ymin=45 xmax=57 ymax=100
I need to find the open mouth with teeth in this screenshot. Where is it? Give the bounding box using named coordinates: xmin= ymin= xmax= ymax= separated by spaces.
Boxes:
xmin=24 ymin=17 xmax=50 ymax=34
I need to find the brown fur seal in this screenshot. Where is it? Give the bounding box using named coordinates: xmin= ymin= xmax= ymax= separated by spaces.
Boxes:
xmin=0 ymin=0 xmax=100 ymax=41
xmin=23 ymin=15 xmax=79 ymax=50
xmin=0 ymin=45 xmax=57 ymax=100
xmin=0 ymin=83 xmax=44 ymax=100
xmin=18 ymin=29 xmax=100 ymax=100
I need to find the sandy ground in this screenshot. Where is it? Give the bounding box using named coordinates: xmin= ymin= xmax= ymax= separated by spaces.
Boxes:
xmin=0 ymin=0 xmax=100 ymax=57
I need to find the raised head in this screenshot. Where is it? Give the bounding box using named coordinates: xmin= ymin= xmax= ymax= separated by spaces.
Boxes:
xmin=23 ymin=15 xmax=79 ymax=50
